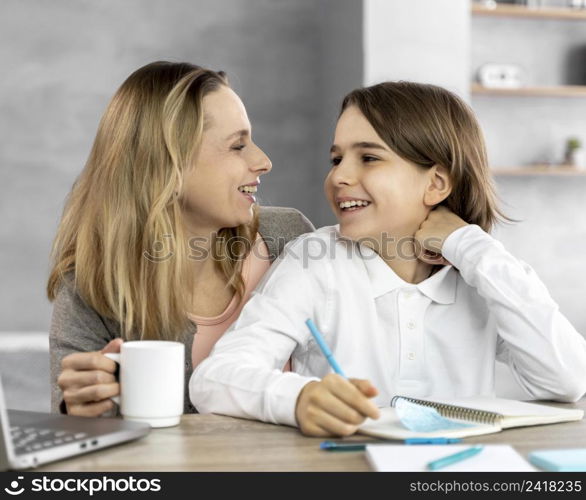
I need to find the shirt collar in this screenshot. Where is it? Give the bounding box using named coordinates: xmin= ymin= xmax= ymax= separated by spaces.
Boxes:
xmin=357 ymin=239 xmax=458 ymax=305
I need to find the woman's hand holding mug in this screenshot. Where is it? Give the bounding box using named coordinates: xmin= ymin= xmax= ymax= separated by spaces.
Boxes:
xmin=57 ymin=338 xmax=123 ymax=417
xmin=103 ymin=341 xmax=185 ymax=427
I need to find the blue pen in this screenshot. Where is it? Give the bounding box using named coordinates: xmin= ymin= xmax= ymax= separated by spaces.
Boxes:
xmin=405 ymin=438 xmax=462 ymax=445
xmin=320 ymin=438 xmax=462 ymax=451
xmin=320 ymin=441 xmax=368 ymax=452
xmin=305 ymin=319 xmax=346 ymax=377
xmin=427 ymin=445 xmax=484 ymax=471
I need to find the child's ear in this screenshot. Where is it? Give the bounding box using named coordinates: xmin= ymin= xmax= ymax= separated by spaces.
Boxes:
xmin=423 ymin=164 xmax=452 ymax=207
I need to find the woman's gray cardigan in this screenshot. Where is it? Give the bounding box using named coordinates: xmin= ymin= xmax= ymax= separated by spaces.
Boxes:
xmin=49 ymin=206 xmax=315 ymax=414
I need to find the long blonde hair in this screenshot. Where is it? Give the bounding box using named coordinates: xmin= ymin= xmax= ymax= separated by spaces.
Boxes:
xmin=47 ymin=61 xmax=258 ymax=340
xmin=341 ymin=81 xmax=514 ymax=232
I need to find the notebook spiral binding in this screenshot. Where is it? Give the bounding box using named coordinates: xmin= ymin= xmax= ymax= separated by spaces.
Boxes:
xmin=390 ymin=396 xmax=502 ymax=426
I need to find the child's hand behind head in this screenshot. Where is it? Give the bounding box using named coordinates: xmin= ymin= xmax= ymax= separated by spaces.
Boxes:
xmin=414 ymin=206 xmax=468 ymax=266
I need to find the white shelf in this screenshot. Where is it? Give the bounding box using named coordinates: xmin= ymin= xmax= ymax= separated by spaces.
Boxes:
xmin=472 ymin=3 xmax=586 ymax=20
xmin=471 ymin=83 xmax=586 ymax=97
xmin=492 ymin=165 xmax=586 ymax=176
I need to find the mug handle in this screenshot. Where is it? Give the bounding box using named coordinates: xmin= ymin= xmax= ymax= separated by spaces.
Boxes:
xmin=103 ymin=352 xmax=121 ymax=405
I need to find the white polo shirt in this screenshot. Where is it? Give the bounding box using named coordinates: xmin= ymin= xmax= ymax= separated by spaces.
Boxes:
xmin=190 ymin=225 xmax=586 ymax=427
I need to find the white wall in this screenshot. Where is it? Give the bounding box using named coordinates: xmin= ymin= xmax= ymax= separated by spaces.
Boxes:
xmin=363 ymin=0 xmax=470 ymax=98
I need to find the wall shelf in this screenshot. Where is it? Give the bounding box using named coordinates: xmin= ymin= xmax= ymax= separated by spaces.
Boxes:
xmin=492 ymin=165 xmax=586 ymax=176
xmin=471 ymin=4 xmax=586 ymax=174
xmin=472 ymin=3 xmax=586 ymax=20
xmin=471 ymin=83 xmax=586 ymax=97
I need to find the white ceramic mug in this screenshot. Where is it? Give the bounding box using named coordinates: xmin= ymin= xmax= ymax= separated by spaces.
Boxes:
xmin=104 ymin=341 xmax=184 ymax=428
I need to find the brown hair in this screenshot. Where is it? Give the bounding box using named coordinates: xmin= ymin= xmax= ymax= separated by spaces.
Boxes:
xmin=341 ymin=81 xmax=512 ymax=232
xmin=47 ymin=61 xmax=258 ymax=340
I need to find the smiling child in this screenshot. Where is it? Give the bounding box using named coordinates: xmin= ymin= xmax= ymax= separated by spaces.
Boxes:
xmin=189 ymin=81 xmax=586 ymax=437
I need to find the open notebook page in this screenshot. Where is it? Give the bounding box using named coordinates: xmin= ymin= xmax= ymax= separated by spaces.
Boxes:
xmin=358 ymin=406 xmax=501 ymax=440
xmin=410 ymin=397 xmax=584 ymax=428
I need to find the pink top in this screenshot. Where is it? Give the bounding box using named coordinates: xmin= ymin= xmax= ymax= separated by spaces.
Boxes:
xmin=187 ymin=235 xmax=271 ymax=370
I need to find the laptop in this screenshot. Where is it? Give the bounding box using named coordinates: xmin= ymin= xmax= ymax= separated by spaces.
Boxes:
xmin=0 ymin=375 xmax=150 ymax=470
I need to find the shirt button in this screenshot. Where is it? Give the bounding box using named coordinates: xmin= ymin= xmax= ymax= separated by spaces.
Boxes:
xmin=407 ymin=320 xmax=416 ymax=330
xmin=408 ymin=352 xmax=416 ymax=360
xmin=404 ymin=289 xmax=415 ymax=299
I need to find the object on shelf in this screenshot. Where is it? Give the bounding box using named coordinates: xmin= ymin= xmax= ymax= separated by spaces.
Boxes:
xmin=569 ymin=0 xmax=586 ymax=10
xmin=475 ymin=0 xmax=497 ymax=7
xmin=523 ymin=0 xmax=545 ymax=8
xmin=566 ymin=45 xmax=586 ymax=86
xmin=565 ymin=137 xmax=586 ymax=169
xmin=477 ymin=64 xmax=524 ymax=88
xmin=518 ymin=0 xmax=579 ymax=7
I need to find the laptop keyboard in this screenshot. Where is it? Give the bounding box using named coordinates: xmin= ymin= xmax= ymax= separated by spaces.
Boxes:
xmin=10 ymin=426 xmax=88 ymax=454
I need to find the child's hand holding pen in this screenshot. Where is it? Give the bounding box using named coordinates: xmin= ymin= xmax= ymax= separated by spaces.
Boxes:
xmin=295 ymin=319 xmax=380 ymax=437
xmin=295 ymin=374 xmax=380 ymax=437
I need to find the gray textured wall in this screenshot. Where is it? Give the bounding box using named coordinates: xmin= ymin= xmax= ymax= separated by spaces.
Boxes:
xmin=0 ymin=0 xmax=360 ymax=333
xmin=315 ymin=0 xmax=364 ymax=226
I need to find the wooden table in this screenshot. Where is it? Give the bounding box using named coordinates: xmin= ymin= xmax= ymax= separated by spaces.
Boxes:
xmin=39 ymin=399 xmax=586 ymax=472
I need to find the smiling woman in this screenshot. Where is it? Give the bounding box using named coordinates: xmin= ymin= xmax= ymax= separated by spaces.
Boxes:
xmin=46 ymin=61 xmax=314 ymax=418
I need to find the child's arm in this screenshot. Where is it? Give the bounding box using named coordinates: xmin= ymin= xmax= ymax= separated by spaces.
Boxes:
xmin=442 ymin=224 xmax=586 ymax=402
xmin=189 ymin=235 xmax=379 ymax=433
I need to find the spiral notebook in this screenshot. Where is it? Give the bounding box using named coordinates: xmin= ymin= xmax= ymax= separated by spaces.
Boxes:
xmin=358 ymin=396 xmax=584 ymax=440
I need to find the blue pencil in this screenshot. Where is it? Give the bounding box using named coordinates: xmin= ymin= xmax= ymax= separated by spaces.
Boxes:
xmin=427 ymin=445 xmax=484 ymax=471
xmin=305 ymin=319 xmax=346 ymax=378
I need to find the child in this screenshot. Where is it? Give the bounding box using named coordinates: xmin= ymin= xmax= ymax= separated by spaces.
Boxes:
xmin=189 ymin=81 xmax=586 ymax=437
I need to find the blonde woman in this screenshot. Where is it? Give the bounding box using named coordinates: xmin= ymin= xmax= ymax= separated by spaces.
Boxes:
xmin=48 ymin=61 xmax=313 ymax=417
